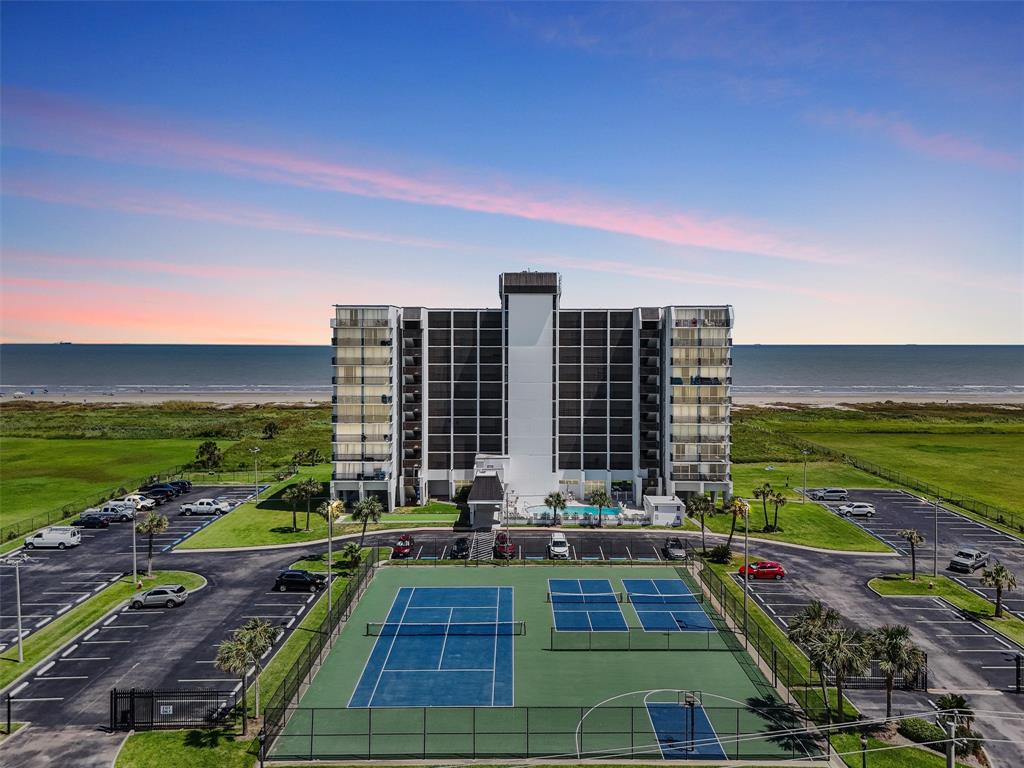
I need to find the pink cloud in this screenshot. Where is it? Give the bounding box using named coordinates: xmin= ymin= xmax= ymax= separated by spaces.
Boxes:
xmin=808 ymin=109 xmax=1023 ymax=172
xmin=2 ymin=175 xmax=450 ymax=250
xmin=2 ymin=88 xmax=835 ymax=264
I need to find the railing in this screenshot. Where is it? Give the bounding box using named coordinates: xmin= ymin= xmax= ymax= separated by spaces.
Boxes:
xmin=110 ymin=688 xmax=238 ymax=731
xmin=752 ymin=427 xmax=1022 ymax=534
xmin=263 ymin=548 xmax=382 ymax=745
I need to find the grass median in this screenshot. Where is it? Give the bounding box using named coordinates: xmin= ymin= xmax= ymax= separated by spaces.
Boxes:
xmin=830 ymin=732 xmax=969 ymax=768
xmin=0 ymin=570 xmax=205 ymax=691
xmin=869 ymin=573 xmax=1024 ymax=646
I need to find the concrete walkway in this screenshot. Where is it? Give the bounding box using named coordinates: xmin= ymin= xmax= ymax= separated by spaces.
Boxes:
xmin=0 ymin=724 xmax=127 ymax=768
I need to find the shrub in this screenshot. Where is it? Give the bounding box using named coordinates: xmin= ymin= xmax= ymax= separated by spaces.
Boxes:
xmin=898 ymin=717 xmax=945 ymax=749
xmin=707 ymin=543 xmax=732 ymax=564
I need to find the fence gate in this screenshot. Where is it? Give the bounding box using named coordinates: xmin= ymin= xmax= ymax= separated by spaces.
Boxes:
xmin=822 ymin=656 xmax=928 ymax=691
xmin=110 ymin=688 xmax=238 ymax=731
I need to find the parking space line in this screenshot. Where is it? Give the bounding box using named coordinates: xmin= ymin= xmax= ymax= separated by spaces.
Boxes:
xmin=61 ymin=644 xmax=79 ymax=657
xmin=59 ymin=657 xmax=109 ymax=661
xmin=177 ymin=678 xmax=238 ymax=684
xmin=83 ymin=639 xmax=131 ymax=644
xmin=11 ymin=697 xmax=64 ymax=702
xmin=38 ymin=675 xmax=88 ymax=681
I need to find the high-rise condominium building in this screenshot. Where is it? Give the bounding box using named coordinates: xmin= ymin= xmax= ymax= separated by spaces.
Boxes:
xmin=331 ymin=271 xmax=732 ymax=517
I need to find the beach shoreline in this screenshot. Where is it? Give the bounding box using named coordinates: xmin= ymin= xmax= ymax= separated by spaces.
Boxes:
xmin=2 ymin=391 xmax=1022 ymax=408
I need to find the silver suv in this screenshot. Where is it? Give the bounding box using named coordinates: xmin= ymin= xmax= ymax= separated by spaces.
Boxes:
xmin=130 ymin=584 xmax=189 ymax=609
xmin=810 ymin=488 xmax=849 ymax=502
xmin=948 ymin=548 xmax=989 ymax=573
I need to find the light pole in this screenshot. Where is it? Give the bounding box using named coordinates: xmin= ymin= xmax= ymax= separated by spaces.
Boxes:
xmin=933 ymin=497 xmax=939 ymax=578
xmin=743 ymin=502 xmax=750 ymax=646
xmin=1 ymin=553 xmax=31 ymax=662
xmin=801 ymin=449 xmax=810 ymax=504
xmin=250 ymin=446 xmax=261 ymax=504
xmin=132 ymin=511 xmax=140 ymax=589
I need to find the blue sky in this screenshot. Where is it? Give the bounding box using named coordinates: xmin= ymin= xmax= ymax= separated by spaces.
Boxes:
xmin=1 ymin=2 xmax=1021 ymax=343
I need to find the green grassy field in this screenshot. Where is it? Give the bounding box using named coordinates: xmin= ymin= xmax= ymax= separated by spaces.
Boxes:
xmin=0 ymin=437 xmax=207 ymax=531
xmin=0 ymin=570 xmax=205 ymax=690
xmin=830 ymin=732 xmax=969 ymax=768
xmin=272 ymin=564 xmax=807 ymax=762
xmin=868 ymin=573 xmax=1024 ymax=646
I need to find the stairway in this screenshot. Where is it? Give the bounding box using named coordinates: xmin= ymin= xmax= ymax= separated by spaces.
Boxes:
xmin=469 ymin=530 xmax=496 ymax=561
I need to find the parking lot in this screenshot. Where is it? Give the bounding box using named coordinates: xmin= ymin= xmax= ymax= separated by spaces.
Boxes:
xmin=0 ymin=485 xmax=258 ymax=655
xmin=814 ymin=489 xmax=1024 ymax=617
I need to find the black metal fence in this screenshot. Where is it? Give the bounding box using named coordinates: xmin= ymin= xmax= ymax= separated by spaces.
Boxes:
xmin=110 ymin=688 xmax=238 ymax=731
xmin=753 ymin=426 xmax=1021 ymax=534
xmin=268 ymin=704 xmax=825 ymax=762
xmin=262 ymin=547 xmax=381 ymax=745
xmin=823 ymin=658 xmax=928 ymax=691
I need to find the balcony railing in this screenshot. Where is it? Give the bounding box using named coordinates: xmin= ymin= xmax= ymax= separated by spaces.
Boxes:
xmin=671 ymin=472 xmax=731 ymax=482
xmin=332 ymin=376 xmax=392 ymax=386
xmin=670 ymin=434 xmax=731 ymax=444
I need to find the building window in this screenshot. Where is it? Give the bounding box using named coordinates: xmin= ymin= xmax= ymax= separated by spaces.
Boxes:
xmin=559 ymin=329 xmax=581 ymax=346
xmin=453 ymin=347 xmax=477 ymax=364
xmin=559 ymin=453 xmax=581 ymax=469
xmin=559 ymin=346 xmax=581 ymax=364
xmin=559 ymin=311 xmax=582 ymax=328
xmin=480 ymin=400 xmax=502 ymax=417
xmin=584 ymin=311 xmax=607 ymax=328
xmin=559 ymin=400 xmax=581 ymax=417
xmin=453 ymin=329 xmax=477 ymax=346
xmin=427 ymin=329 xmax=450 ymax=346
xmin=428 ymin=383 xmax=451 ymax=399
xmin=428 ymin=311 xmax=451 ymax=327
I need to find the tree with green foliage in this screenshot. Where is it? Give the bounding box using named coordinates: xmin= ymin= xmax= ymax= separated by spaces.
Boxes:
xmin=262 ymin=421 xmax=280 ymax=440
xmin=292 ymin=478 xmax=324 ymax=531
xmin=725 ymin=498 xmax=749 ymax=548
xmin=809 ymin=627 xmax=870 ymax=725
xmin=898 ymin=529 xmax=925 ymax=580
xmin=315 ymin=499 xmax=343 ymax=628
xmin=981 ymin=563 xmax=1017 ymax=618
xmin=135 ymin=512 xmax=168 ymax=576
xmin=236 ymin=618 xmax=276 ymax=719
xmin=753 ymin=482 xmax=773 ymax=529
xmin=589 ymin=489 xmax=612 ymax=528
xmin=544 ymin=491 xmax=568 ymax=526
xmin=935 ymin=692 xmax=979 ymax=756
xmin=215 ymin=620 xmax=274 ymax=735
xmin=687 ymin=494 xmax=714 ymax=554
xmin=869 ymin=624 xmax=926 ymax=719
xmin=341 ymin=541 xmax=362 ymax=571
xmin=282 ymin=485 xmax=302 ymax=531
xmin=788 ymin=600 xmax=842 ymax=722
xmin=770 ymin=490 xmax=787 ymax=532
xmin=351 ymin=496 xmax=384 ymax=546
xmin=193 ymin=440 xmax=223 ymax=469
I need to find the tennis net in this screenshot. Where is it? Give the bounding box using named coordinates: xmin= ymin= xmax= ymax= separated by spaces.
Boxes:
xmin=546 ymin=591 xmax=624 ymax=604
xmin=626 ymin=591 xmax=703 ymax=605
xmin=366 ymin=620 xmax=526 ymax=637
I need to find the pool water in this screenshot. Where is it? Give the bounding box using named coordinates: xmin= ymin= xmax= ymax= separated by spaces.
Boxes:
xmin=527 ymin=504 xmax=621 ymax=517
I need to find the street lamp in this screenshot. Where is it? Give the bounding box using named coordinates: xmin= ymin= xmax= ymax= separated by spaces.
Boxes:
xmin=743 ymin=502 xmax=750 ymax=644
xmin=0 ymin=553 xmax=32 ymax=662
xmin=933 ymin=496 xmax=939 ymax=578
xmin=801 ymin=449 xmax=810 ymax=504
xmin=250 ymin=446 xmax=261 ymax=504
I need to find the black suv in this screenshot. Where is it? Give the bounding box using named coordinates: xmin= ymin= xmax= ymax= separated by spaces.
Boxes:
xmin=449 ymin=537 xmax=470 ymax=559
xmin=140 ymin=482 xmax=182 ymax=497
xmin=274 ymin=570 xmax=327 ymax=593
xmin=73 ymin=514 xmax=110 ymax=529
xmin=167 ymin=479 xmax=193 ymax=494
xmin=142 ymin=488 xmax=174 ymax=504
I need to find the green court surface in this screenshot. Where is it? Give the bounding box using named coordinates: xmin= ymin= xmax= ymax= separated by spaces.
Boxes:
xmin=271 ymin=565 xmax=822 ymax=762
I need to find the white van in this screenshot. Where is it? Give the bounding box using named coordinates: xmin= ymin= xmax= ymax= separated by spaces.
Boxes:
xmin=24 ymin=526 xmax=82 ymax=550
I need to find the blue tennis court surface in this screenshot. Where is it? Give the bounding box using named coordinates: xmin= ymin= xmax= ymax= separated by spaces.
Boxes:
xmin=549 ymin=578 xmax=627 ymax=631
xmin=646 ymin=702 xmax=727 ymax=759
xmin=624 ymin=579 xmax=716 ymax=632
xmin=349 ymin=586 xmax=514 ymax=707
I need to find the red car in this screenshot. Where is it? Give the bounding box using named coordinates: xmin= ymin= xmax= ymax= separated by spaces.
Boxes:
xmin=392 ymin=534 xmax=415 ymax=559
xmin=739 ymin=561 xmax=786 ymax=580
xmin=493 ymin=531 xmax=515 ymax=559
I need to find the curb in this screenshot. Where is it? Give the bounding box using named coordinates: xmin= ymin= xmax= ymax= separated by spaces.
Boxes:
xmin=173 ymin=527 xmax=457 ymax=554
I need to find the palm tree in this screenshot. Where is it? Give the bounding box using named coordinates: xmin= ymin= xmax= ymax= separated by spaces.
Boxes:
xmin=770 ymin=491 xmax=787 ymax=532
xmin=788 ymin=600 xmax=842 ymax=721
xmin=687 ymin=494 xmax=714 ymax=554
xmin=936 ymin=692 xmax=975 ymax=744
xmin=293 ymin=478 xmax=323 ymax=531
xmin=351 ymin=496 xmax=383 ymax=546
xmin=811 ymin=627 xmax=870 ymax=725
xmin=725 ymin=498 xmax=749 ymax=548
xmin=315 ymin=499 xmax=344 ymax=626
xmin=135 ymin=512 xmax=169 ymax=576
xmin=341 ymin=541 xmax=362 ymax=572
xmin=283 ymin=485 xmax=302 ymax=531
xmin=981 ymin=563 xmax=1017 ymax=618
xmin=544 ymin=491 xmax=568 ymax=526
xmin=589 ymin=489 xmax=612 ymax=528
xmin=236 ymin=618 xmax=276 ymax=720
xmin=215 ymin=621 xmax=275 ymax=735
xmin=869 ymin=624 xmax=926 ymax=719
xmin=753 ymin=482 xmax=773 ymax=530
xmin=898 ymin=529 xmax=925 ymax=580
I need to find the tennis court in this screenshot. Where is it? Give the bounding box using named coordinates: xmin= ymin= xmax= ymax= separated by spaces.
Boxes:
xmin=548 ymin=578 xmax=627 ymax=631
xmin=624 ymin=577 xmax=717 ymax=631
xmin=349 ymin=586 xmax=515 ymax=707
xmin=646 ymin=700 xmax=727 ymax=759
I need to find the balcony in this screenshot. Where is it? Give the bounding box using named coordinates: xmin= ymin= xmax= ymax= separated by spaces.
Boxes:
xmin=332 ymin=376 xmax=392 ymax=386
xmin=333 ymin=453 xmax=391 ymax=463
xmin=671 ymin=471 xmax=731 ymax=482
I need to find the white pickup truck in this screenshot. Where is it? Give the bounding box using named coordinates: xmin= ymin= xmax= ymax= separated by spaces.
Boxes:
xmin=179 ymin=498 xmax=231 ymax=516
xmin=121 ymin=494 xmax=156 ymax=511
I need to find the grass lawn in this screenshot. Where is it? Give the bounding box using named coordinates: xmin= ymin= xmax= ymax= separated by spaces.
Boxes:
xmin=391 ymin=500 xmax=459 ymax=515
xmin=0 ymin=570 xmax=205 ymax=690
xmin=0 ymin=437 xmax=207 ymax=532
xmin=114 ymin=728 xmax=256 ymax=768
xmin=732 ymin=461 xmax=892 ymax=500
xmin=830 ymin=732 xmax=968 ymax=768
xmin=869 ymin=573 xmax=1024 ymax=646
xmin=0 ymin=722 xmax=25 ymax=741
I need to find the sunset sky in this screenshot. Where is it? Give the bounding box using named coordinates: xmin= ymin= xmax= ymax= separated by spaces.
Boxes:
xmin=1 ymin=2 xmax=1021 ymax=344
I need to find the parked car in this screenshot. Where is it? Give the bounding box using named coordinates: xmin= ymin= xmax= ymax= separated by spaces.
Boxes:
xmin=948 ymin=548 xmax=989 ymax=573
xmin=142 ymin=488 xmax=174 ymax=505
xmin=82 ymin=504 xmax=133 ymax=522
xmin=548 ymin=532 xmax=570 ymax=560
xmin=449 ymin=537 xmax=471 ymax=559
xmin=140 ymin=482 xmax=182 ymax=497
xmin=739 ymin=561 xmax=787 ymax=580
xmin=167 ymin=479 xmax=193 ymax=494
xmin=72 ymin=514 xmax=110 ymax=529
xmin=493 ymin=531 xmax=515 ymax=559
xmin=24 ymin=526 xmax=81 ymax=550
xmin=121 ymin=494 xmax=156 ymax=511
xmin=179 ymin=498 xmax=230 ymax=516
xmin=838 ymin=502 xmax=876 ymax=518
xmin=274 ymin=569 xmax=327 ymax=593
xmin=662 ymin=537 xmax=687 ymax=560
xmin=392 ymin=535 xmax=415 ymax=559
xmin=809 ymin=488 xmax=849 ymax=502
xmin=131 ymin=584 xmax=188 ymax=609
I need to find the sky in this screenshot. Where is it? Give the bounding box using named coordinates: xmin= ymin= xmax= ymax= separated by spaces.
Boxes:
xmin=1 ymin=2 xmax=1021 ymax=345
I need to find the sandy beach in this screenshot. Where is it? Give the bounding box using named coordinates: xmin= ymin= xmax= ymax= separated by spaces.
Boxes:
xmin=3 ymin=391 xmax=1022 ymax=408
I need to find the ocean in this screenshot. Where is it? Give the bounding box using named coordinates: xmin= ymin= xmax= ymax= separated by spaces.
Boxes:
xmin=0 ymin=344 xmax=1021 ymax=400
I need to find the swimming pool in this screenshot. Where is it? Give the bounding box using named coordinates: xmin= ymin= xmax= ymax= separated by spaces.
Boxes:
xmin=527 ymin=504 xmax=621 ymax=518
